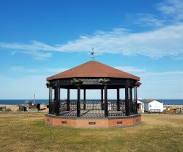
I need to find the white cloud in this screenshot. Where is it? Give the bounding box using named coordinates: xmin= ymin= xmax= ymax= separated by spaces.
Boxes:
xmin=0 ymin=66 xmax=69 ymax=99
xmin=0 ymin=69 xmax=183 ymax=99
xmin=115 ymin=66 xmax=146 ymax=74
xmin=0 ymin=41 xmax=53 ymax=60
xmin=0 ymin=0 xmax=183 ymax=59
xmin=0 ymin=75 xmax=47 ymax=99
xmin=1 ymin=0 xmax=183 ymax=99
xmin=116 ymin=66 xmax=183 ymax=99
xmin=11 ymin=66 xmax=38 ymax=73
xmin=117 ymin=66 xmax=183 ymax=99
xmin=135 ymin=0 xmax=183 ymax=27
xmin=1 ymin=23 xmax=183 ymax=59
xmin=158 ymin=0 xmax=183 ymax=22
xmin=139 ymin=70 xmax=183 ymax=99
xmin=133 ymin=13 xmax=165 ymax=28
xmin=58 ymin=24 xmax=183 ymax=58
xmin=10 ymin=65 xmax=68 ymax=75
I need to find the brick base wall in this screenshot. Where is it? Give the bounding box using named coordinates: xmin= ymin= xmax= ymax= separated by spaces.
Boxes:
xmin=45 ymin=114 xmax=141 ymax=128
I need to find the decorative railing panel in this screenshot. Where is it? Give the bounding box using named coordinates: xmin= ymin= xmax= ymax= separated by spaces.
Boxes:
xmin=49 ymin=102 xmax=55 ymax=114
xmin=49 ymin=99 xmax=136 ymax=118
xmin=80 ymin=100 xmax=104 ymax=118
xmin=108 ymin=100 xmax=126 ymax=117
xmin=57 ymin=99 xmax=126 ymax=118
xmin=130 ymin=100 xmax=137 ymax=114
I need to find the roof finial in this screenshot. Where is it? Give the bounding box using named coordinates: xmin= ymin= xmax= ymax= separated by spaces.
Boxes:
xmin=90 ymin=48 xmax=95 ymax=60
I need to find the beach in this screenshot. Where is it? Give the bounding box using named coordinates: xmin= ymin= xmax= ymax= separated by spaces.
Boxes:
xmin=0 ymin=104 xmax=48 ymax=113
xmin=1 ymin=103 xmax=183 ymax=114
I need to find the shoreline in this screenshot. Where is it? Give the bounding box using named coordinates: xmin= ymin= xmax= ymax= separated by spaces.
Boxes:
xmin=0 ymin=104 xmax=48 ymax=112
xmin=164 ymin=105 xmax=183 ymax=108
xmin=1 ymin=104 xmax=183 ymax=113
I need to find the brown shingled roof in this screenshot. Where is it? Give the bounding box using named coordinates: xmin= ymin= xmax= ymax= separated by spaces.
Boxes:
xmin=47 ymin=61 xmax=140 ymax=81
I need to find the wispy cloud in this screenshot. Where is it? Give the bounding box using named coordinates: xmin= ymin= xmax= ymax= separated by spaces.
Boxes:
xmin=2 ymin=65 xmax=183 ymax=99
xmin=0 ymin=0 xmax=183 ymax=60
xmin=60 ymin=24 xmax=183 ymax=58
xmin=10 ymin=65 xmax=68 ymax=75
xmin=0 ymin=74 xmax=47 ymax=99
xmin=10 ymin=64 xmax=183 ymax=79
xmin=10 ymin=66 xmax=38 ymax=73
xmin=158 ymin=0 xmax=183 ymax=22
xmin=1 ymin=23 xmax=183 ymax=59
xmin=0 ymin=41 xmax=53 ymax=60
xmin=115 ymin=66 xmax=146 ymax=74
xmin=133 ymin=13 xmax=165 ymax=28
xmin=135 ymin=0 xmax=183 ymax=27
xmin=139 ymin=70 xmax=183 ymax=99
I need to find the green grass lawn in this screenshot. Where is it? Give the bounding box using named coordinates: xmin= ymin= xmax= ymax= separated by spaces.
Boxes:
xmin=0 ymin=113 xmax=183 ymax=152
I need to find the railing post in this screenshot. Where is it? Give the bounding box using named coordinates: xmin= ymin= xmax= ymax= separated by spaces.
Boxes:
xmin=67 ymin=89 xmax=70 ymax=111
xmin=55 ymin=86 xmax=60 ymax=116
xmin=101 ymin=89 xmax=104 ymax=110
xmin=117 ymin=88 xmax=120 ymax=111
xmin=104 ymin=85 xmax=108 ymax=117
xmin=83 ymin=89 xmax=86 ymax=110
xmin=125 ymin=85 xmax=130 ymax=116
xmin=49 ymin=87 xmax=52 ymax=114
xmin=130 ymin=87 xmax=133 ymax=113
xmin=77 ymin=86 xmax=81 ymax=117
xmin=135 ymin=87 xmax=138 ymax=113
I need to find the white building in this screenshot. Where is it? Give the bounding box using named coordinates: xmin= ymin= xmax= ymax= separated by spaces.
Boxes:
xmin=143 ymin=100 xmax=164 ymax=113
xmin=137 ymin=100 xmax=144 ymax=113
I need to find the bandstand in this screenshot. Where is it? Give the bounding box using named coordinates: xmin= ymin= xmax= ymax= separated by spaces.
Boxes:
xmin=45 ymin=61 xmax=141 ymax=128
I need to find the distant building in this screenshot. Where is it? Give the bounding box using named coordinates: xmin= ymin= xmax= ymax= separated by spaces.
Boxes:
xmin=143 ymin=99 xmax=163 ymax=112
xmin=137 ymin=100 xmax=144 ymax=113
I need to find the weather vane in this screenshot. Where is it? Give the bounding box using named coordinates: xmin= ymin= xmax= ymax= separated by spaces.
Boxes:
xmin=90 ymin=48 xmax=95 ymax=60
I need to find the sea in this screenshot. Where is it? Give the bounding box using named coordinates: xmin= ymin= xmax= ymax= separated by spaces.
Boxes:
xmin=0 ymin=99 xmax=183 ymax=105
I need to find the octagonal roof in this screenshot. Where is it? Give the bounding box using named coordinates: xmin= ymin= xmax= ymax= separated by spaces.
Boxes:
xmin=47 ymin=61 xmax=140 ymax=81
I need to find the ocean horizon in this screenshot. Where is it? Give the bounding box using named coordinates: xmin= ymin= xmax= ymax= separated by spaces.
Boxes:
xmin=0 ymin=99 xmax=183 ymax=105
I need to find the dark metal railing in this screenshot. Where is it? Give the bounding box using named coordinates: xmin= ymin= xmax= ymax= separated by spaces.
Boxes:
xmin=49 ymin=99 xmax=137 ymax=118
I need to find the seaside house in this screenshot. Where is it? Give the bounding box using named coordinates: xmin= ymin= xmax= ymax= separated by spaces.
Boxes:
xmin=143 ymin=99 xmax=163 ymax=112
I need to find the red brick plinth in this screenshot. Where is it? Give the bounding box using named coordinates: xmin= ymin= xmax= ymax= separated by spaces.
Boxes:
xmin=45 ymin=114 xmax=141 ymax=128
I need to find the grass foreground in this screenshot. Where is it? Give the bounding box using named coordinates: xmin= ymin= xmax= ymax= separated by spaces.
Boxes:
xmin=0 ymin=113 xmax=183 ymax=152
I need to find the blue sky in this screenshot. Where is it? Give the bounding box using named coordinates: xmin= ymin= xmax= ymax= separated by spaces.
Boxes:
xmin=0 ymin=0 xmax=183 ymax=99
